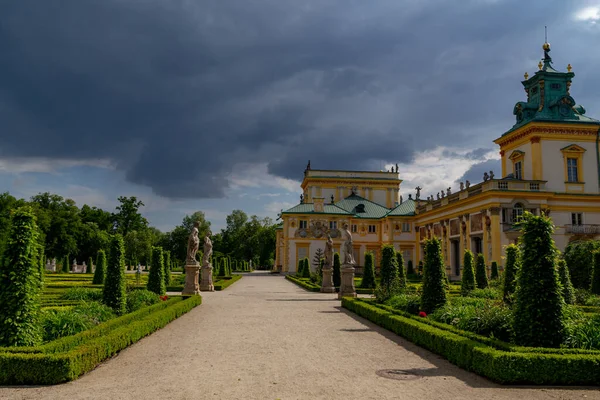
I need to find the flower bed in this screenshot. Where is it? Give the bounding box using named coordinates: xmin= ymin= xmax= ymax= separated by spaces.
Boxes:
xmin=0 ymin=296 xmax=202 ymax=385
xmin=342 ymin=297 xmax=600 ymax=385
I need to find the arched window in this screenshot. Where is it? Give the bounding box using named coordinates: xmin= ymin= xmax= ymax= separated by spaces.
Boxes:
xmin=512 ymin=203 xmax=524 ymax=223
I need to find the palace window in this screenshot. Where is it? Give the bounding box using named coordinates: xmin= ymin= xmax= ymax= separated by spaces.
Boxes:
xmin=509 ymin=150 xmax=525 ymax=180
xmin=572 ymin=213 xmax=583 ymax=226
xmin=299 ymin=220 xmax=307 ymax=229
xmin=512 ymin=203 xmax=524 ymax=223
xmin=567 ymin=158 xmax=579 ymax=182
xmin=351 ymin=224 xmax=358 ymax=233
xmin=402 ymin=222 xmax=411 ymax=232
xmin=329 ymin=221 xmax=337 ymax=230
xmin=368 ymin=225 xmax=377 ymax=233
xmin=514 ymin=161 xmax=523 ymax=180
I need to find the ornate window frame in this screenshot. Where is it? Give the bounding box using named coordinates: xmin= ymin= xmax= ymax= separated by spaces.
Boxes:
xmin=561 ymin=144 xmax=585 ymax=190
xmin=509 ymin=150 xmax=525 ymax=180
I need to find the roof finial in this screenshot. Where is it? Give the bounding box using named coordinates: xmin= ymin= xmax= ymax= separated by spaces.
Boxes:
xmin=542 ymin=26 xmax=552 ymax=64
xmin=567 ymin=63 xmax=572 ymax=72
xmin=524 ymin=72 xmax=529 ymax=80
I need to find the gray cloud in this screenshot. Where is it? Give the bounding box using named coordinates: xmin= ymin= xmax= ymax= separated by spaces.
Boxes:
xmin=455 ymin=159 xmax=502 ymax=184
xmin=0 ymin=0 xmax=597 ymax=198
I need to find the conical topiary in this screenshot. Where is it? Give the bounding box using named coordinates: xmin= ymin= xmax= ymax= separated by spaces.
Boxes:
xmin=502 ymin=244 xmax=519 ymax=304
xmin=475 ymin=253 xmax=489 ymax=289
xmin=420 ymin=238 xmax=447 ymax=313
xmin=93 ymin=250 xmax=107 ymax=285
xmin=380 ymin=245 xmax=399 ymax=290
xmin=558 ymin=259 xmax=575 ymax=305
xmin=302 ymin=257 xmax=311 ymax=278
xmin=218 ymin=258 xmax=226 ymax=277
xmin=87 ymin=256 xmax=93 ymax=274
xmin=333 ymin=253 xmax=341 ymax=287
xmin=592 ymin=251 xmax=600 ymax=295
xmin=62 ymin=254 xmax=70 ymax=274
xmin=360 ymin=252 xmax=376 ymax=289
xmin=407 ymin=259 xmax=414 ymax=275
xmin=396 ymin=251 xmax=407 ymax=290
xmin=163 ymin=251 xmax=171 ymax=287
xmin=103 ymin=235 xmax=127 ymax=314
xmin=147 ymin=246 xmax=166 ymax=296
xmin=297 ymin=259 xmax=303 ymax=276
xmin=490 ymin=261 xmax=499 ymax=280
xmin=461 ymin=250 xmax=476 ymax=296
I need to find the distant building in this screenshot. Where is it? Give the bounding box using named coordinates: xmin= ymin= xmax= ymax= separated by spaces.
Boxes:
xmin=275 ymin=43 xmax=600 ymax=279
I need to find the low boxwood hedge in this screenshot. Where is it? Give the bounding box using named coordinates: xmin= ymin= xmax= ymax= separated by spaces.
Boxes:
xmin=342 ymin=297 xmax=600 ymax=385
xmin=285 ymin=275 xmax=320 ymax=292
xmin=214 ymin=274 xmax=242 ymax=291
xmin=0 ymin=296 xmax=202 ymax=385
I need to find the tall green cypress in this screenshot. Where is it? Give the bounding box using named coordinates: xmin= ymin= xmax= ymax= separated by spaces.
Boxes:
xmin=396 ymin=251 xmax=407 ymax=289
xmin=163 ymin=250 xmax=171 ymax=287
xmin=360 ymin=252 xmax=376 ymax=289
xmin=103 ymin=235 xmax=127 ymax=314
xmin=147 ymin=246 xmax=166 ymax=295
xmin=475 ymin=253 xmax=489 ymax=289
xmin=333 ymin=252 xmax=341 ymax=287
xmin=420 ymin=238 xmax=447 ymax=313
xmin=218 ymin=258 xmax=226 ymax=276
xmin=558 ymin=259 xmax=575 ymax=305
xmin=297 ymin=259 xmax=303 ymax=276
xmin=93 ymin=250 xmax=107 ymax=285
xmin=407 ymin=259 xmax=414 ymax=275
xmin=502 ymin=244 xmax=519 ymax=304
xmin=0 ymin=207 xmax=42 ymax=346
xmin=302 ymin=257 xmax=311 ymax=278
xmin=513 ymin=213 xmax=565 ymax=348
xmin=380 ymin=245 xmax=398 ymax=290
xmin=461 ymin=250 xmax=476 ymax=296
xmin=591 ymin=251 xmax=600 ymax=295
xmin=490 ymin=261 xmax=499 ymax=280
xmin=62 ymin=254 xmax=70 ymax=274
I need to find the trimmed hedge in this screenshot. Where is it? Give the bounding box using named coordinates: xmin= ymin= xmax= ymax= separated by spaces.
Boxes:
xmin=342 ymin=297 xmax=600 ymax=385
xmin=285 ymin=275 xmax=320 ymax=292
xmin=0 ymin=296 xmax=202 ymax=384
xmin=214 ymin=274 xmax=242 ymax=291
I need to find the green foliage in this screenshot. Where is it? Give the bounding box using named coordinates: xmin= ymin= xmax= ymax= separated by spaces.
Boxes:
xmin=564 ymin=240 xmax=600 ymax=289
xmin=565 ymin=314 xmax=600 ymax=350
xmin=163 ymin=251 xmax=171 ymax=287
xmin=87 ymin=256 xmax=93 ymax=272
xmin=490 ymin=261 xmax=499 ymax=280
xmin=61 ymin=287 xmax=102 ymax=302
xmin=313 ymin=248 xmax=324 ymax=271
xmin=147 ymin=246 xmax=165 ymax=295
xmin=0 ymin=207 xmax=42 ymax=347
xmin=296 ymin=259 xmax=304 ymax=276
xmin=475 ymin=253 xmax=489 ymax=289
xmin=333 ymin=252 xmax=341 ymax=287
xmin=591 ymin=251 xmax=600 ymax=295
xmin=380 ymin=245 xmax=399 ymax=290
xmin=62 ymin=254 xmax=70 ymax=274
xmin=558 ymin=259 xmax=576 ymax=305
xmin=468 ymin=288 xmax=501 ymax=300
xmin=301 ymin=257 xmax=311 ymax=278
xmin=92 ymin=250 xmax=106 ymax=285
xmin=218 ymin=258 xmax=226 ymax=277
xmin=126 ymin=289 xmax=160 ymax=313
xmin=396 ymin=251 xmax=407 ymax=289
xmin=502 ymin=244 xmax=519 ymax=304
xmin=461 ymin=250 xmax=476 ymax=296
xmin=513 ymin=213 xmax=565 ymax=348
xmin=407 ymin=259 xmax=414 ymax=275
xmin=420 ymin=238 xmax=447 ymax=313
xmin=385 ymin=294 xmax=421 ymax=315
xmin=285 ymin=275 xmax=320 ymax=292
xmin=103 ymin=235 xmax=127 ymax=315
xmin=41 ymin=302 xmax=115 ymax=342
xmin=360 ymin=252 xmax=376 ymax=289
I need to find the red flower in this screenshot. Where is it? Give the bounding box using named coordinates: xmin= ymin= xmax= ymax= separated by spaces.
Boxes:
xmin=160 ymin=295 xmax=169 ymax=301
xmin=418 ymin=311 xmax=427 ymax=318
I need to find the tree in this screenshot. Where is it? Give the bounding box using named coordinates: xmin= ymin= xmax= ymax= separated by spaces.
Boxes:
xmin=591 ymin=251 xmax=600 ymax=295
xmin=62 ymin=254 xmax=70 ymax=273
xmin=513 ymin=213 xmax=565 ymax=348
xmin=461 ymin=250 xmax=476 ymax=296
xmin=396 ymin=251 xmax=407 ymax=290
xmin=558 ymin=259 xmax=575 ymax=305
xmin=502 ymin=244 xmax=519 ymax=304
xmin=0 ymin=207 xmax=42 ymax=346
xmin=333 ymin=252 xmax=341 ymax=287
xmin=361 ymin=252 xmax=376 ymax=289
xmin=302 ymin=257 xmax=311 ymax=278
xmin=420 ymin=238 xmax=447 ymax=314
xmin=313 ymin=248 xmax=324 ymax=270
xmin=490 ymin=261 xmax=499 ymax=280
xmin=87 ymin=256 xmax=93 ymax=273
xmin=103 ymin=234 xmax=127 ymax=314
xmin=147 ymin=246 xmax=166 ymax=295
xmin=380 ymin=245 xmax=399 ymax=290
xmin=407 ymin=259 xmax=414 ymax=275
xmin=564 ymin=240 xmax=600 ymax=289
xmin=218 ymin=258 xmax=226 ymax=277
xmin=475 ymin=253 xmax=489 ymax=289
xmin=164 ymin=250 xmax=171 ymax=287
xmin=113 ymin=196 xmax=148 ymax=236
xmin=93 ymin=250 xmax=107 ymax=285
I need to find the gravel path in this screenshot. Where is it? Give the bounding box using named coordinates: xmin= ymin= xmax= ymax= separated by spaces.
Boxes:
xmin=1 ymin=272 xmax=599 ymax=400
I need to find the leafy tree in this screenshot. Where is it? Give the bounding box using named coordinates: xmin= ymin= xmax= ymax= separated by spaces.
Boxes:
xmin=475 ymin=253 xmax=489 ymax=289
xmin=380 ymin=245 xmax=399 ymax=290
xmin=564 ymin=240 xmax=600 ymax=289
xmin=591 ymin=251 xmax=600 ymax=295
xmin=333 ymin=252 xmax=341 ymax=287
xmin=461 ymin=250 xmax=476 ymax=296
xmin=30 ymin=193 xmax=79 ymax=259
xmin=360 ymin=252 xmax=376 ymax=289
xmin=80 ymin=204 xmax=113 ymax=231
xmin=113 ymin=196 xmax=148 ymax=237
xmin=0 ymin=207 xmax=42 ymax=346
xmin=513 ymin=213 xmax=565 ymax=348
xmin=502 ymin=244 xmax=519 ymax=304
xmin=103 ymin=234 xmax=127 ymax=314
xmin=420 ymin=238 xmax=447 ymax=313
xmin=406 ymin=259 xmax=414 ymax=275
xmin=93 ymin=250 xmax=107 ymax=285
xmin=147 ymin=246 xmax=166 ymax=295
xmin=558 ymin=259 xmax=575 ymax=305
xmin=396 ymin=251 xmax=407 ymax=290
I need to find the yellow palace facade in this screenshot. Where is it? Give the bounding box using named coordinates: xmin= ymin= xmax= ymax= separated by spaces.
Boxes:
xmin=275 ymin=43 xmax=600 ymax=279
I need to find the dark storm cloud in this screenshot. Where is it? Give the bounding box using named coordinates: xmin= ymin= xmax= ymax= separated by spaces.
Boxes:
xmin=0 ymin=0 xmax=594 ymax=198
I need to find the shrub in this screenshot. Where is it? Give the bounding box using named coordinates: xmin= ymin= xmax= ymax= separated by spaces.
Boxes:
xmin=386 ymin=294 xmax=421 ymax=315
xmin=62 ymin=254 xmax=70 ymax=274
xmin=418 ymin=261 xmax=423 ymax=275
xmin=147 ymin=247 xmax=166 ymax=296
xmin=490 ymin=261 xmax=499 ymax=280
xmin=565 ymin=314 xmax=600 ymax=350
xmin=93 ymin=250 xmax=107 ymax=285
xmin=360 ymin=252 xmax=376 ymax=289
xmin=302 ymin=257 xmax=311 ymax=278
xmin=564 ymin=240 xmax=600 ymax=289
xmin=396 ymin=251 xmax=407 ymax=290
xmin=407 ymin=260 xmax=414 ymax=275
xmin=374 ymin=277 xmax=405 ymax=303
xmin=513 ymin=212 xmax=565 ymax=348
xmin=475 ymin=253 xmax=489 ymax=289
xmin=420 ymin=238 xmax=447 ymax=314
xmin=380 ymin=245 xmax=399 ymax=291
xmin=126 ymin=289 xmax=160 ymax=313
xmin=558 ymin=259 xmax=576 ymax=305
xmin=40 ymin=301 xmax=115 ymax=342
xmin=333 ymin=252 xmax=341 ymax=287
xmin=592 ymin=251 xmax=600 ymax=295
xmin=468 ymin=288 xmax=501 ymax=300
xmin=461 ymin=250 xmax=476 ymax=296
xmin=0 ymin=207 xmax=42 ymax=347
xmin=502 ymin=244 xmax=519 ymax=304
xmin=61 ymin=287 xmax=102 ymax=302
xmin=296 ymin=259 xmax=303 ymax=276
xmin=163 ymin=251 xmax=171 ymax=287
xmin=103 ymin=234 xmax=127 ymax=315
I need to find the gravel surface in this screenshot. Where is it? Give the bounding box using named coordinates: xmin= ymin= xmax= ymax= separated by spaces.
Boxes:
xmin=1 ymin=271 xmax=599 ymax=400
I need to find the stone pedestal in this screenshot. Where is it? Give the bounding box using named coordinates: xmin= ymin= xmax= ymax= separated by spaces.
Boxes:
xmin=338 ymin=264 xmax=357 ymax=299
xmin=182 ymin=262 xmax=201 ymax=296
xmin=200 ymin=264 xmax=214 ymax=292
xmin=320 ymin=267 xmax=336 ymax=293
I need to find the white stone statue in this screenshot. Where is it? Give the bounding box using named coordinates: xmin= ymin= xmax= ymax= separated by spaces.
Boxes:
xmin=202 ymin=231 xmax=213 ymax=266
xmin=340 ymin=223 xmax=355 ymax=265
xmin=324 ymin=235 xmax=334 ymax=268
xmin=186 ymin=222 xmax=200 ymax=264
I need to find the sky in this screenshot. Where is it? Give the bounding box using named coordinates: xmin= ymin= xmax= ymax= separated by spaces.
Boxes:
xmin=1 ymin=0 xmax=599 ymax=233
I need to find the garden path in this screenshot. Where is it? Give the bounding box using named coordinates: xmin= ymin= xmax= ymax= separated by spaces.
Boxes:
xmin=1 ymin=272 xmax=599 ymax=400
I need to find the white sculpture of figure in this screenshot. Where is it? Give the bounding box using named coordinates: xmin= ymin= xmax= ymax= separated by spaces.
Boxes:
xmin=202 ymin=231 xmax=213 ymax=265
xmin=341 ymin=223 xmax=355 ymax=265
xmin=324 ymin=234 xmax=334 ymax=268
xmin=186 ymin=222 xmax=200 ymax=264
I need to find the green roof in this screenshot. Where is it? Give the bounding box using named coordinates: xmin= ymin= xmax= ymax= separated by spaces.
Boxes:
xmin=281 ymin=203 xmax=352 ymax=215
xmin=387 ymin=199 xmax=416 ymax=216
xmin=334 ymin=194 xmax=391 ymax=219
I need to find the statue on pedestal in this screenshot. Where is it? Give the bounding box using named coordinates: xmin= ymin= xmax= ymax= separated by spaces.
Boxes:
xmin=186 ymin=222 xmax=200 ymax=264
xmin=324 ymin=235 xmax=334 ymax=268
xmin=341 ymin=223 xmax=355 ymax=265
xmin=202 ymin=231 xmax=213 ymax=266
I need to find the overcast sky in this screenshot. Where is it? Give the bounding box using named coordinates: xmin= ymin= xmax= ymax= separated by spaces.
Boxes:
xmin=1 ymin=0 xmax=599 ymax=232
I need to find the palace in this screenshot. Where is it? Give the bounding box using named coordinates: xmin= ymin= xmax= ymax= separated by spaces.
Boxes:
xmin=275 ymin=43 xmax=600 ymax=279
